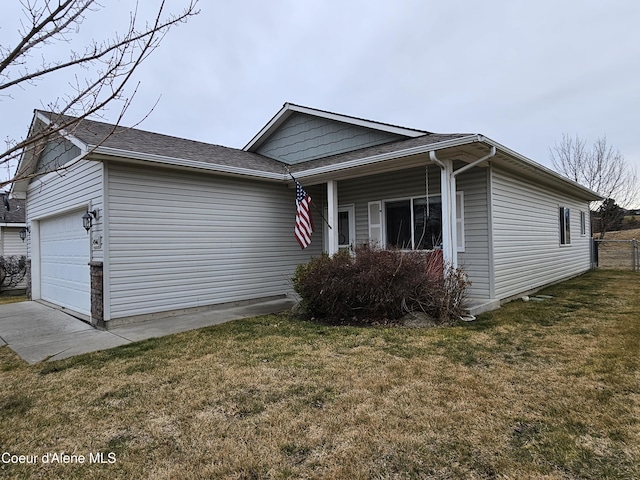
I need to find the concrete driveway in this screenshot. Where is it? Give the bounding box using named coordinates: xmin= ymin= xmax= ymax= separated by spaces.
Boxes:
xmin=0 ymin=298 xmax=295 ymax=364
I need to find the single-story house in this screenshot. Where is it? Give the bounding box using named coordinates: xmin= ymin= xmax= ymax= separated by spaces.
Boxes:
xmin=1 ymin=191 xmax=28 ymax=292
xmin=11 ymin=103 xmax=601 ymax=327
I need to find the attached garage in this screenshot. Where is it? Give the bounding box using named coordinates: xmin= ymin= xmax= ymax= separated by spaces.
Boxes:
xmin=39 ymin=209 xmax=91 ymax=316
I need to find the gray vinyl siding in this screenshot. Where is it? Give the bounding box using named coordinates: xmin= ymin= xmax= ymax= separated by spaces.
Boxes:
xmin=1 ymin=228 xmax=26 ymax=256
xmin=334 ymin=165 xmax=491 ymax=300
xmin=491 ymin=167 xmax=592 ymax=300
xmin=35 ymin=138 xmax=81 ymax=175
xmin=107 ymin=163 xmax=322 ymax=320
xmin=338 ymin=166 xmax=442 ymax=245
xmin=257 ymin=113 xmax=404 ymax=164
xmin=26 ymin=159 xmax=104 ymax=262
xmin=456 ymin=168 xmax=491 ymax=300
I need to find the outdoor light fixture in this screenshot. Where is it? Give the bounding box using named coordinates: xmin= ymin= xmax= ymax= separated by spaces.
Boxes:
xmin=19 ymin=226 xmax=29 ymax=241
xmin=82 ymin=209 xmax=99 ymax=232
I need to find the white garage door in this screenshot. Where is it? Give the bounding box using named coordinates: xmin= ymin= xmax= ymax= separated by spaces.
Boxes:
xmin=40 ymin=210 xmax=91 ymax=316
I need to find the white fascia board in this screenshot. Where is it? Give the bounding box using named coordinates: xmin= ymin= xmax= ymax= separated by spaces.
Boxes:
xmin=294 ymin=135 xmax=482 ymax=180
xmin=0 ymin=223 xmax=26 ymax=228
xmin=91 ymin=145 xmax=285 ymax=181
xmin=243 ymin=103 xmax=291 ymax=152
xmin=243 ymin=102 xmax=427 ymax=152
xmin=481 ymin=137 xmax=603 ymax=200
xmin=13 ymin=112 xmax=90 ymax=195
xmin=34 ymin=111 xmax=89 ymax=152
xmin=285 ymin=104 xmax=428 ymax=138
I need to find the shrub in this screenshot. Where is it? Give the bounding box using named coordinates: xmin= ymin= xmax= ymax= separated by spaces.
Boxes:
xmin=0 ymin=255 xmax=27 ymax=293
xmin=293 ymin=245 xmax=470 ymax=325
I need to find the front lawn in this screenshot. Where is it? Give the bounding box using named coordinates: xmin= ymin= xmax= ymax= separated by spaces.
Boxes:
xmin=1 ymin=270 xmax=638 ymax=479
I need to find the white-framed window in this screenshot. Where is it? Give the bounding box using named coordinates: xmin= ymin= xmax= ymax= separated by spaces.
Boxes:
xmin=580 ymin=210 xmax=587 ymax=236
xmin=560 ymin=206 xmax=571 ymax=245
xmin=369 ymin=193 xmax=464 ymax=251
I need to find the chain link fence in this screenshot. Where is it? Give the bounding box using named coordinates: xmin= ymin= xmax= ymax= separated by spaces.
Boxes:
xmin=593 ymin=239 xmax=639 ymax=271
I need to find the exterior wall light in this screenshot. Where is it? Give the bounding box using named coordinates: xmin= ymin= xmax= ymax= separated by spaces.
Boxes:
xmin=83 ymin=209 xmax=99 ymax=232
xmin=19 ymin=226 xmax=30 ymax=241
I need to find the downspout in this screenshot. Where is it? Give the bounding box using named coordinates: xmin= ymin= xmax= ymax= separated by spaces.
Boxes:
xmin=429 ymin=140 xmax=496 ymax=268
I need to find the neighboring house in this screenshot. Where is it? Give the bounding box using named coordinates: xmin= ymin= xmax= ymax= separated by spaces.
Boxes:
xmin=12 ymin=104 xmax=601 ymax=327
xmin=1 ymin=191 xmax=28 ymax=292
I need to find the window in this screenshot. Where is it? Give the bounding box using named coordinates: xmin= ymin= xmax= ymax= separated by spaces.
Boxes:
xmin=337 ymin=205 xmax=355 ymax=248
xmin=580 ymin=211 xmax=586 ymax=236
xmin=560 ymin=207 xmax=571 ymax=245
xmin=381 ymin=193 xmax=463 ymax=251
xmin=386 ymin=200 xmax=412 ymax=248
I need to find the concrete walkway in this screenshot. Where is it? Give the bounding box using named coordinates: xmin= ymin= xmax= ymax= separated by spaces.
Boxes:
xmin=0 ymin=298 xmax=296 ymax=364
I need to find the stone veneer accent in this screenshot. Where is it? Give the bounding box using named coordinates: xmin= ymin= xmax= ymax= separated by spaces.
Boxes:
xmin=89 ymin=261 xmax=104 ymax=328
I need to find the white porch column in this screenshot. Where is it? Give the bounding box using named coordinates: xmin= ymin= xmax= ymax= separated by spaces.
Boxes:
xmin=439 ymin=159 xmax=458 ymax=268
xmin=326 ymin=180 xmax=339 ymax=255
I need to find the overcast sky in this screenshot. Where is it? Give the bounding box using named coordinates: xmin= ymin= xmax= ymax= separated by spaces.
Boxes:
xmin=1 ymin=0 xmax=639 ymax=204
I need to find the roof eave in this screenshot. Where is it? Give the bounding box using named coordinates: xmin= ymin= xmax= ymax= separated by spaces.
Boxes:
xmin=482 ymin=137 xmax=603 ymax=201
xmin=91 ymin=145 xmax=286 ymax=181
xmin=293 ymin=134 xmax=483 ymax=180
xmin=293 ymin=133 xmax=603 ymax=201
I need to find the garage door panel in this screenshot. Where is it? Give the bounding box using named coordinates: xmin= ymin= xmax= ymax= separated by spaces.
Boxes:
xmin=40 ymin=210 xmax=91 ymax=315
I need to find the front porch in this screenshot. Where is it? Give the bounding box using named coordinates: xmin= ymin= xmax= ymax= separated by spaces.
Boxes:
xmin=298 ymin=151 xmax=499 ymax=311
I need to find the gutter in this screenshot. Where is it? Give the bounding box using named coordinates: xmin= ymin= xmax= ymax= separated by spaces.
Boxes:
xmin=293 ymin=134 xmax=482 ymax=180
xmin=428 ymin=137 xmax=496 ymax=176
xmin=91 ymin=145 xmax=285 ymax=181
xmin=428 ymin=140 xmax=496 ymax=269
xmin=481 ymin=137 xmax=602 ymax=200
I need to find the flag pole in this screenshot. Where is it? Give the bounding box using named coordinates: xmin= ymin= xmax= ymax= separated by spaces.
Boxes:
xmin=286 ymin=167 xmax=332 ymax=230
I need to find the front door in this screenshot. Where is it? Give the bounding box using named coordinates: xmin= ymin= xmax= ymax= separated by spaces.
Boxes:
xmin=337 ymin=205 xmax=355 ymax=250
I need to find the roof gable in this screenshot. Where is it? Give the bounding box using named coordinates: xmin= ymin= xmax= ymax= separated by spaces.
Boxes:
xmin=254 ymin=112 xmax=411 ymax=164
xmin=1 ymin=193 xmax=26 ymax=223
xmin=244 ymin=103 xmax=429 ymax=159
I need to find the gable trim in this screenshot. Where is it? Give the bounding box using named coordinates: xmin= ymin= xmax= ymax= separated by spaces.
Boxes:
xmin=244 ymin=103 xmax=428 ymax=152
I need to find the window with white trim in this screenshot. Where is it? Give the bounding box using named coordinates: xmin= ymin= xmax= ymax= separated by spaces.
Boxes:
xmin=560 ymin=207 xmax=571 ymax=245
xmin=580 ymin=210 xmax=586 ymax=236
xmin=379 ymin=193 xmax=464 ymax=251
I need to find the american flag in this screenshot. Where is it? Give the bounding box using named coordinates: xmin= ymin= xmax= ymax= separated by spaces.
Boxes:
xmin=294 ymin=181 xmax=314 ymax=249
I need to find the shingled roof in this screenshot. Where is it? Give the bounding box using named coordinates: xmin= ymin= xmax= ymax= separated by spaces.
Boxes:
xmin=37 ymin=111 xmax=288 ymax=175
xmin=1 ymin=192 xmax=26 ymax=223
xmin=34 ymin=110 xmax=470 ymax=178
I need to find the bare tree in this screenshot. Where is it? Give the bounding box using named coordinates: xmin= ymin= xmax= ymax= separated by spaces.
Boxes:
xmin=0 ymin=0 xmax=199 ymax=190
xmin=550 ymin=134 xmax=638 ymax=210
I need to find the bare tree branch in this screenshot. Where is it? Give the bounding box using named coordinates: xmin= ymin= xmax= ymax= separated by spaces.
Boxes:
xmin=0 ymin=0 xmax=199 ymax=189
xmin=550 ymin=134 xmax=638 ymax=210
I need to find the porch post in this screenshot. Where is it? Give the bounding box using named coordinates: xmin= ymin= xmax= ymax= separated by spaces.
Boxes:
xmin=327 ymin=180 xmax=339 ymax=255
xmin=439 ymin=160 xmax=458 ymax=268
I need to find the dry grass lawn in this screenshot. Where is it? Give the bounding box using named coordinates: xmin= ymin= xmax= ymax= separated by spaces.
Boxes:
xmin=1 ymin=270 xmax=638 ymax=479
xmin=0 ymin=295 xmax=28 ymax=305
